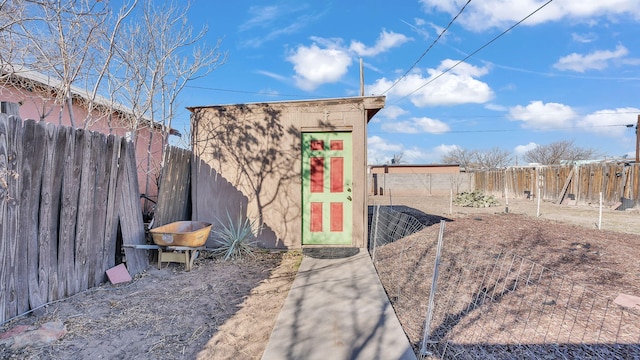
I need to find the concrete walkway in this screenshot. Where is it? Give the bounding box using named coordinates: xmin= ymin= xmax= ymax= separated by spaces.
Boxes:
xmin=262 ymin=248 xmax=416 ymax=360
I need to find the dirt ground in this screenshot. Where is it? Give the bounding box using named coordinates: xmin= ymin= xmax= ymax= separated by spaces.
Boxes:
xmin=371 ymin=195 xmax=640 ymax=357
xmin=0 ymin=251 xmax=301 ymax=360
xmin=1 ymin=194 xmax=638 ymax=359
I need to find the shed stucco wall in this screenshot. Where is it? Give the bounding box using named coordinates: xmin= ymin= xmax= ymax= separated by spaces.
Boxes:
xmin=191 ymin=97 xmax=384 ymax=249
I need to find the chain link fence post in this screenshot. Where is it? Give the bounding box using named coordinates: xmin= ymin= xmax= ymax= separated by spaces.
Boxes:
xmin=420 ymin=220 xmax=446 ymax=356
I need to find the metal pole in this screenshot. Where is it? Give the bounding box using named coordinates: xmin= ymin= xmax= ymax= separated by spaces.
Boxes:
xmin=371 ymin=204 xmax=380 ymax=263
xmin=537 ymin=175 xmax=542 ymax=218
xmin=360 ymin=58 xmax=365 ymax=97
xmin=598 ymin=192 xmax=603 ymax=230
xmin=420 ymin=220 xmax=446 ymax=356
xmin=505 ymin=168 xmax=509 ymax=213
xmin=636 ymin=115 xmax=639 ymax=163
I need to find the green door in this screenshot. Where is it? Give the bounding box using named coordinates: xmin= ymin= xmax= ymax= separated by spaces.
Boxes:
xmin=302 ymin=132 xmax=352 ymax=245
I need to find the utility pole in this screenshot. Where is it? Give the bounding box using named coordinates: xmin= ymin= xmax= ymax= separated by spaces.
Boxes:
xmin=359 ymin=58 xmax=364 ymax=96
xmin=636 ymin=115 xmax=639 ymax=163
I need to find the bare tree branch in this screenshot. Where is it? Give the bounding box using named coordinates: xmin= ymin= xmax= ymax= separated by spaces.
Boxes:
xmin=443 ymin=147 xmax=512 ymax=170
xmin=523 ymin=140 xmax=599 ymax=165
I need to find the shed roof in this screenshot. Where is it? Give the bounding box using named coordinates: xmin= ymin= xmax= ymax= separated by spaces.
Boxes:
xmin=187 ymin=96 xmax=385 ymax=123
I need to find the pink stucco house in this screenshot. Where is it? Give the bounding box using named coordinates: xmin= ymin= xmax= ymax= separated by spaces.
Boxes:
xmin=0 ymin=69 xmax=179 ymax=215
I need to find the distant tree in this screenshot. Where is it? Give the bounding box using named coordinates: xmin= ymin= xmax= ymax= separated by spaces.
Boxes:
xmin=442 ymin=147 xmax=477 ymax=170
xmin=389 ymin=152 xmax=403 ymax=165
xmin=442 ymin=147 xmax=511 ymax=170
xmin=0 ymin=0 xmax=225 ymax=135
xmin=523 ymin=140 xmax=598 ymax=165
xmin=475 ymin=147 xmax=512 ymax=169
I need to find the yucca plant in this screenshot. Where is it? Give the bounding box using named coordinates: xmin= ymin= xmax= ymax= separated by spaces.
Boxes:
xmin=212 ymin=211 xmax=261 ymax=261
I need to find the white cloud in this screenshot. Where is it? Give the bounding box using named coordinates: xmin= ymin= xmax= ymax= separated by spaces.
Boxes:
xmin=378 ymin=105 xmax=408 ymax=120
xmin=256 ymin=70 xmax=288 ymax=82
xmin=368 ymin=60 xmax=493 ymax=107
xmin=381 ymin=117 xmax=450 ymax=134
xmin=401 ymin=19 xmax=431 ymax=40
xmin=239 ymin=5 xmax=323 ymax=48
xmin=508 ymin=101 xmax=577 ymax=130
xmin=404 ymin=144 xmax=460 ymax=163
xmin=485 ymin=103 xmax=508 ymax=112
xmin=403 ymin=147 xmax=435 ymax=163
xmin=514 ymin=142 xmax=538 ymax=156
xmin=437 ymin=59 xmax=490 ymax=77
xmin=419 ymin=0 xmax=640 ymax=31
xmin=367 ymin=137 xmax=458 ymax=164
xmin=577 ymin=107 xmax=640 ymax=137
xmin=368 ymin=136 xmax=403 ymax=152
xmin=240 ymin=5 xmax=281 ymax=31
xmin=553 ymin=45 xmax=629 ymax=72
xmin=435 ymin=144 xmax=459 ymax=155
xmin=571 ymin=32 xmax=597 ymax=43
xmin=287 ymin=43 xmax=352 ymax=91
xmin=367 ymin=136 xmax=404 ymax=164
xmin=287 ymin=29 xmax=410 ymax=91
xmin=349 ymin=30 xmax=411 ymax=57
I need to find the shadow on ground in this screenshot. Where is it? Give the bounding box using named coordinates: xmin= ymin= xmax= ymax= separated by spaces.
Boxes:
xmin=303 ymin=247 xmax=360 ymax=259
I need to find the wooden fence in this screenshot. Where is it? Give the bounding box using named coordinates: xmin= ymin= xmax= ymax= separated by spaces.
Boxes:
xmin=475 ymin=163 xmax=640 ymax=208
xmin=153 ymin=146 xmax=192 ymax=228
xmin=0 ymin=107 xmax=147 ymax=323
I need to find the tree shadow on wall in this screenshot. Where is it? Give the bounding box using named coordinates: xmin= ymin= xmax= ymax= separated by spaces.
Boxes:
xmin=191 ymin=105 xmax=300 ymax=248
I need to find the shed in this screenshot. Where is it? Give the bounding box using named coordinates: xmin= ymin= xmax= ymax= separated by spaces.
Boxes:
xmin=189 ymin=96 xmax=385 ymax=249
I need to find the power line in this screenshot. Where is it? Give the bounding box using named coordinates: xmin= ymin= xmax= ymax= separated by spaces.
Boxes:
xmin=396 ymin=110 xmax=640 ymax=121
xmin=392 ymin=0 xmax=555 ymax=105
xmin=184 ymin=84 xmax=318 ymax=99
xmin=382 ymin=0 xmax=472 ymax=95
xmin=369 ymin=123 xmax=635 ymax=135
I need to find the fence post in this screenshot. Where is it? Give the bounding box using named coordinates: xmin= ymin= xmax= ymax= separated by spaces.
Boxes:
xmin=598 ymin=192 xmax=603 ymax=230
xmin=371 ymin=204 xmax=380 ymax=263
xmin=505 ymin=168 xmax=509 ymax=213
xmin=537 ymin=174 xmax=544 ymax=217
xmin=420 ymin=220 xmax=446 ymax=356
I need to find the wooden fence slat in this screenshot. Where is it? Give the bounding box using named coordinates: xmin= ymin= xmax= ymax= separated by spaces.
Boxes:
xmin=0 ymin=115 xmax=8 ymax=322
xmin=37 ymin=123 xmax=56 ymax=305
xmin=22 ymin=120 xmax=47 ymax=310
xmin=59 ymin=127 xmax=81 ymax=297
xmin=633 ymin=165 xmax=637 ymax=200
xmin=556 ymin=167 xmax=574 ymax=204
xmin=89 ymin=132 xmax=109 ymax=287
xmin=102 ymin=135 xmax=119 ymax=275
xmin=16 ymin=118 xmax=33 ymax=315
xmin=44 ymin=123 xmax=67 ymax=302
xmin=35 ymin=121 xmax=56 ymax=305
xmin=153 ymin=146 xmax=191 ymax=228
xmin=117 ymin=139 xmax=148 ymax=275
xmin=74 ymin=129 xmax=95 ymax=293
xmin=4 ymin=116 xmax=23 ymax=319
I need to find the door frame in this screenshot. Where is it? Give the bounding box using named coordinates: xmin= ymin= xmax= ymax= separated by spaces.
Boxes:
xmin=301 ymin=130 xmax=354 ymax=246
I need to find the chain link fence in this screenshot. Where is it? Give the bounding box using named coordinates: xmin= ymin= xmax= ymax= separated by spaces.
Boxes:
xmin=368 ymin=204 xmax=640 ymax=359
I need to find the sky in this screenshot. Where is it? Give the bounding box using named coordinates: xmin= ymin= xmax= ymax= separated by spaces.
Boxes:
xmin=178 ymin=0 xmax=640 ymax=165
